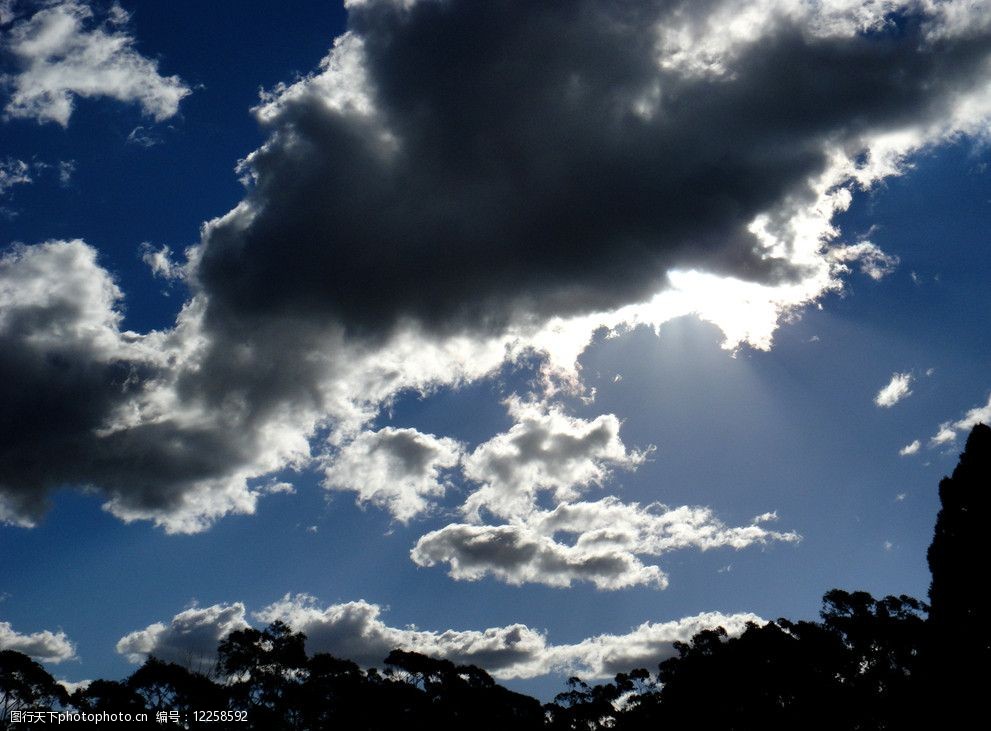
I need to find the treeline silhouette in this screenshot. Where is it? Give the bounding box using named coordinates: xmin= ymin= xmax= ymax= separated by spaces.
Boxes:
xmin=3 ymin=424 xmax=988 ymax=730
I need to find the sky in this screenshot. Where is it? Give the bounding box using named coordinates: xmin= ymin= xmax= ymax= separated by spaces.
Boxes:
xmin=1 ymin=0 xmax=991 ymax=700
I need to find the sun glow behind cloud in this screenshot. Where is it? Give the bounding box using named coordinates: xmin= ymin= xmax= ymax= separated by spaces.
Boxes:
xmin=4 ymin=0 xmax=991 ymax=694
xmin=1 ymin=0 xmax=989 ymax=544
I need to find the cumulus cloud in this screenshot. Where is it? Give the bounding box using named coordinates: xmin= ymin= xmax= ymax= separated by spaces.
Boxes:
xmin=875 ymin=372 xmax=913 ymax=408
xmin=0 ymin=620 xmax=76 ymax=663
xmin=194 ymin=0 xmax=982 ymax=344
xmin=0 ymin=240 xmax=313 ymax=532
xmin=461 ymin=399 xmax=648 ymax=521
xmin=116 ymin=603 xmax=249 ymax=669
xmin=412 ymin=497 xmax=800 ymax=590
xmin=323 ymin=427 xmax=463 ymax=522
xmin=4 ymin=0 xmax=991 ymax=533
xmin=122 ymin=595 xmax=762 ymax=680
xmin=411 ymin=402 xmax=797 ymax=590
xmin=0 ymin=237 xmax=512 ymax=532
xmin=1 ymin=1 xmax=190 ymax=126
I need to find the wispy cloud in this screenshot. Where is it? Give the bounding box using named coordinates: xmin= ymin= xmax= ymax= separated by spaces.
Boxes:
xmin=0 ymin=158 xmax=31 ymax=195
xmin=929 ymin=393 xmax=991 ymax=446
xmin=830 ymin=242 xmax=899 ymax=281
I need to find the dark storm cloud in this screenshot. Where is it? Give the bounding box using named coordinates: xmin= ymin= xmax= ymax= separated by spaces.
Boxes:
xmin=193 ymin=0 xmax=991 ymax=339
xmin=0 ymin=242 xmax=274 ymax=531
xmin=4 ymin=1 xmax=991 ymax=532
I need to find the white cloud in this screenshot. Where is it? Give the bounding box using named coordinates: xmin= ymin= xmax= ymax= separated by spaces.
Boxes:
xmin=57 ymin=679 xmax=91 ymax=694
xmin=0 ymin=157 xmax=32 ymax=195
xmin=123 ymin=596 xmax=763 ymax=680
xmin=140 ymin=243 xmax=182 ymax=281
xmin=323 ymin=427 xmax=463 ymax=522
xmin=0 ymin=620 xmax=76 ymax=663
xmin=900 ymin=392 xmax=991 ymax=453
xmin=412 ymin=520 xmax=667 ymax=590
xmin=875 ymin=372 xmax=913 ymax=408
xmin=412 ymin=497 xmax=800 ymax=590
xmin=116 ymin=603 xmax=249 ymax=670
xmin=536 ymin=611 xmax=762 ymax=679
xmin=414 ymin=400 xmax=797 ymax=591
xmin=461 ymin=399 xmax=649 ymax=521
xmin=928 ymin=393 xmax=991 ymax=446
xmin=899 ymin=440 xmax=921 ymax=456
xmin=1 ymin=1 xmax=190 ymax=126
xmin=830 ymin=242 xmax=900 ymax=281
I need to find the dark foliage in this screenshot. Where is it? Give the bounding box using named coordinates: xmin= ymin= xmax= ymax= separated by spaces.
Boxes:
xmin=2 ymin=424 xmax=986 ymax=730
xmin=1 ymin=650 xmax=67 ymax=729
xmin=924 ymin=422 xmax=990 ymax=722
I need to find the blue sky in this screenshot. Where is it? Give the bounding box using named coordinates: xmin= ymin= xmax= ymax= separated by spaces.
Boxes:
xmin=2 ymin=0 xmax=990 ymax=700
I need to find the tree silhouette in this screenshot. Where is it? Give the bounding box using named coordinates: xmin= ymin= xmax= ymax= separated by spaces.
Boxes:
xmin=383 ymin=649 xmax=544 ymax=730
xmin=217 ymin=621 xmax=309 ymax=730
xmin=545 ymin=675 xmax=623 ymax=730
xmin=925 ymin=422 xmax=990 ymax=722
xmin=0 ymin=650 xmax=67 ymax=728
xmin=928 ymin=423 xmax=990 ymax=630
xmin=68 ymin=678 xmax=147 ymax=729
xmin=129 ymin=658 xmax=226 ymax=716
xmin=651 ymin=620 xmax=857 ymax=730
xmin=297 ymin=653 xmax=387 ymax=730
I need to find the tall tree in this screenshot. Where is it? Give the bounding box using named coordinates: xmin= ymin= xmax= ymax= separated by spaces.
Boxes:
xmin=216 ymin=621 xmax=308 ymax=730
xmin=925 ymin=422 xmax=991 ymax=721
xmin=0 ymin=650 xmax=67 ymax=728
xmin=927 ymin=423 xmax=991 ymax=633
